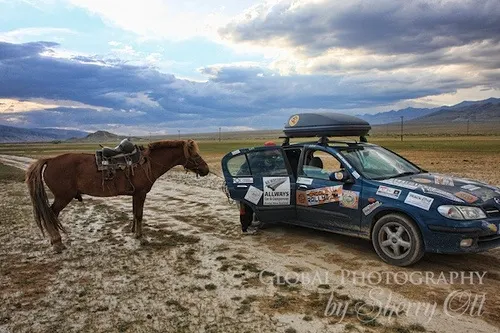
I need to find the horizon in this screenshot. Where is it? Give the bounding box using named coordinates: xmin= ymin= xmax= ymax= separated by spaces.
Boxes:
xmin=1 ymin=0 xmax=500 ymax=135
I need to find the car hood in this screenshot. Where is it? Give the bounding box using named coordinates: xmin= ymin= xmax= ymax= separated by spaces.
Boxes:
xmin=379 ymin=173 xmax=500 ymax=205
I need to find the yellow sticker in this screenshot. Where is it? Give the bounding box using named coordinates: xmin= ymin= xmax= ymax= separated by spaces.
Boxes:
xmin=288 ymin=115 xmax=300 ymax=127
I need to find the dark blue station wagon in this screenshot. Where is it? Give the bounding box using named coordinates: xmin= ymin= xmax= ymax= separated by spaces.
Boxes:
xmin=221 ymin=113 xmax=500 ymax=266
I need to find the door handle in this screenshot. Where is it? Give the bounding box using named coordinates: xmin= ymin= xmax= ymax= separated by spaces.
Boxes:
xmin=237 ymin=185 xmax=249 ymax=188
xmin=299 ymin=185 xmax=308 ymax=189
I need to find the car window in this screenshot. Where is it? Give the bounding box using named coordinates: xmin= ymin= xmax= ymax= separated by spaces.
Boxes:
xmin=246 ymin=149 xmax=289 ymax=176
xmin=227 ymin=154 xmax=251 ymax=176
xmin=301 ymin=150 xmax=343 ymax=180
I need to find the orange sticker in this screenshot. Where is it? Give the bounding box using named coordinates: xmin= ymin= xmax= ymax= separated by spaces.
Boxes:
xmin=413 ymin=178 xmax=432 ymax=184
xmin=296 ymin=191 xmax=308 ymax=206
xmin=454 ymin=191 xmax=479 ymax=203
xmin=288 ymin=115 xmax=300 ymax=127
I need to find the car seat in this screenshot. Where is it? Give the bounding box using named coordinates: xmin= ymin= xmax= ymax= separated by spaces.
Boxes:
xmin=309 ymin=156 xmax=323 ymax=169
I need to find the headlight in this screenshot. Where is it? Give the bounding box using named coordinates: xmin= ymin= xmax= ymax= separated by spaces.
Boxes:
xmin=438 ymin=205 xmax=487 ymax=220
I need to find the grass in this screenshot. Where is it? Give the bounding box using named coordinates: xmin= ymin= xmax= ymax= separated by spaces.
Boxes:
xmin=0 ymin=163 xmax=25 ymax=183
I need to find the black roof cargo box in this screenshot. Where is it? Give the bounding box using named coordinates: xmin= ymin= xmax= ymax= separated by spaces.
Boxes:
xmin=283 ymin=112 xmax=371 ymax=138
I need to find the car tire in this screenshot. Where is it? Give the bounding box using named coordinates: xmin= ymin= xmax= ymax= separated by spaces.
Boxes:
xmin=371 ymin=213 xmax=425 ymax=267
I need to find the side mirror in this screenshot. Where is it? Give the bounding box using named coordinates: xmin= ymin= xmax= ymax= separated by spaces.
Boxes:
xmin=329 ymin=170 xmax=354 ymax=183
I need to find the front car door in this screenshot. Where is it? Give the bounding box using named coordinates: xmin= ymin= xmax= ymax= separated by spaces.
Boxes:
xmin=295 ymin=146 xmax=362 ymax=233
xmin=221 ymin=146 xmax=297 ymax=223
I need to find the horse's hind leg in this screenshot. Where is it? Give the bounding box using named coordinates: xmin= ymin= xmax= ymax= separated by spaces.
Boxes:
xmin=128 ymin=196 xmax=136 ymax=233
xmin=49 ymin=196 xmax=72 ymax=252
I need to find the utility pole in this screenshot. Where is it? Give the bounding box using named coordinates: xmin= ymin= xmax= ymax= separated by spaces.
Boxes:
xmin=400 ymin=116 xmax=404 ymax=142
xmin=219 ymin=127 xmax=221 ymax=142
xmin=467 ymin=118 xmax=470 ymax=136
xmin=178 ymin=130 xmax=180 ymax=140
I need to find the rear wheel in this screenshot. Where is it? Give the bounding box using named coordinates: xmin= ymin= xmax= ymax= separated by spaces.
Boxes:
xmin=372 ymin=213 xmax=424 ymax=266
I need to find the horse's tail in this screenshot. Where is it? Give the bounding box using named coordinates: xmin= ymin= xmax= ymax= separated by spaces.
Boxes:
xmin=25 ymin=158 xmax=65 ymax=237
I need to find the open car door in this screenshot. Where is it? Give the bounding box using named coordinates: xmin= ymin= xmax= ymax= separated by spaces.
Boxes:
xmin=221 ymin=146 xmax=297 ymax=223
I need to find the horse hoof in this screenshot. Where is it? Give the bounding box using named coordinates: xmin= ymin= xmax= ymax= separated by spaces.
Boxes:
xmin=52 ymin=243 xmax=66 ymax=253
xmin=134 ymin=233 xmax=142 ymax=240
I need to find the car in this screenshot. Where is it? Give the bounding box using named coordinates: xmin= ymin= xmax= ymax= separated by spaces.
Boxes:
xmin=221 ymin=112 xmax=500 ymax=266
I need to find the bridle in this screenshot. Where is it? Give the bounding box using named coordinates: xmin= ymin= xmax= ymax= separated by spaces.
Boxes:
xmin=183 ymin=154 xmax=205 ymax=177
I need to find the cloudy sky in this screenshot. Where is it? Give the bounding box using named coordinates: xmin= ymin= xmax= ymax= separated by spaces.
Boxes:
xmin=1 ymin=0 xmax=499 ymax=135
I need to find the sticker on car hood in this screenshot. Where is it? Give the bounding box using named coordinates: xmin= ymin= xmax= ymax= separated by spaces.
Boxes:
xmin=419 ymin=185 xmax=464 ymax=203
xmin=434 ymin=175 xmax=455 ymax=187
xmin=404 ymin=192 xmax=434 ymax=211
xmin=454 ymin=191 xmax=479 ymax=203
xmin=380 ymin=178 xmax=419 ymax=190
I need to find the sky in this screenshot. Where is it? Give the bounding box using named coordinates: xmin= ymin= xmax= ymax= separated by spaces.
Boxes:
xmin=1 ymin=0 xmax=500 ymax=135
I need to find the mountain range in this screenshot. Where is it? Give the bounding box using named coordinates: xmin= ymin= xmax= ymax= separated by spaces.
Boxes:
xmin=0 ymin=125 xmax=88 ymax=143
xmin=356 ymin=97 xmax=500 ymax=124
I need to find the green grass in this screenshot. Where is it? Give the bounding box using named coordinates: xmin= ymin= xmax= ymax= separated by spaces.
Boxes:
xmin=0 ymin=163 xmax=25 ymax=183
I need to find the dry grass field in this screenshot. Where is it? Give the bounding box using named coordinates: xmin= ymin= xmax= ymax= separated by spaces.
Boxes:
xmin=1 ymin=134 xmax=500 ymax=333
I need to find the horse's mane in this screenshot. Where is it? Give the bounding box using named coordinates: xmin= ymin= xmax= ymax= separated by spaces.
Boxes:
xmin=146 ymin=140 xmax=200 ymax=158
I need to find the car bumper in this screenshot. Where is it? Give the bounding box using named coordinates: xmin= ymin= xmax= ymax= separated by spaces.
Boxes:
xmin=424 ymin=220 xmax=500 ymax=254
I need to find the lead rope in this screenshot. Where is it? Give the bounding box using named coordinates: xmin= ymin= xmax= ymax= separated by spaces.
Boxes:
xmin=208 ymin=170 xmax=234 ymax=205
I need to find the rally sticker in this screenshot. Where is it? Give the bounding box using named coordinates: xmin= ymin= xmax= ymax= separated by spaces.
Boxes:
xmin=297 ymin=177 xmax=313 ymax=185
xmin=419 ymin=185 xmax=464 ymax=203
xmin=461 ymin=184 xmax=481 ymax=191
xmin=231 ymin=149 xmax=241 ymax=155
xmin=244 ymin=186 xmax=263 ymax=205
xmin=376 ymin=186 xmax=402 ymax=199
xmin=481 ymin=221 xmax=498 ymax=233
xmin=233 ymin=177 xmax=254 ymax=184
xmin=263 ymin=177 xmax=290 ymax=205
xmin=340 ymin=190 xmax=359 ymax=209
xmin=404 ymin=192 xmax=434 ymax=211
xmin=363 ymin=201 xmax=382 ymax=215
xmin=434 ymin=175 xmax=454 ymax=187
xmin=297 ymin=186 xmax=343 ymax=206
xmin=335 ymin=153 xmax=353 ymax=170
xmin=413 ymin=178 xmax=432 ymax=184
xmin=352 ymin=171 xmax=361 ymax=179
xmin=454 ymin=191 xmax=479 ymax=203
xmin=380 ymin=178 xmax=419 ymax=190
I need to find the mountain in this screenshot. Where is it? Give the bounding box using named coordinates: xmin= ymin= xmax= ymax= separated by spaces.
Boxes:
xmin=0 ymin=124 xmax=88 ymax=143
xmin=357 ymin=97 xmax=500 ymax=125
xmin=408 ymin=98 xmax=500 ymax=123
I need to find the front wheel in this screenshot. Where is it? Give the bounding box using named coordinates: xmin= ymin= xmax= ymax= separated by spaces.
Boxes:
xmin=372 ymin=213 xmax=425 ymax=267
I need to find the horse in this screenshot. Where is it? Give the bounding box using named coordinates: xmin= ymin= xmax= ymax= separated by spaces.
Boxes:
xmin=25 ymin=139 xmax=209 ymax=252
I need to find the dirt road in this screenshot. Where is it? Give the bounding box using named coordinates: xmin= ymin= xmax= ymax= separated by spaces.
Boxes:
xmin=0 ymin=155 xmax=499 ymax=333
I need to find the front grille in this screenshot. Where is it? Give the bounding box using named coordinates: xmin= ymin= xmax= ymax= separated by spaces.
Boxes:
xmin=483 ymin=205 xmax=500 ymax=219
xmin=478 ymin=234 xmax=500 ymax=243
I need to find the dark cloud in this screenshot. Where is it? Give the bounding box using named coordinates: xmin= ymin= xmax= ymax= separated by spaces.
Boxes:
xmin=0 ymin=40 xmax=497 ymax=133
xmin=220 ymin=0 xmax=500 ymax=56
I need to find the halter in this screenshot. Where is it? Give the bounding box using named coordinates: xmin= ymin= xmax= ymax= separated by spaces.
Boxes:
xmin=183 ymin=154 xmax=204 ymax=177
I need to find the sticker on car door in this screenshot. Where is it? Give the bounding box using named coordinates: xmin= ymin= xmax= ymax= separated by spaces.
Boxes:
xmin=263 ymin=177 xmax=291 ymax=205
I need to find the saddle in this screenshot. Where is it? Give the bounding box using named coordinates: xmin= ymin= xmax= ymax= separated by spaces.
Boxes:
xmin=95 ymin=138 xmax=145 ymax=179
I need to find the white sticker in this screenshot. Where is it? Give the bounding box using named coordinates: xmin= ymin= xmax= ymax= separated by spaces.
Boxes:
xmin=233 ymin=177 xmax=253 ymax=184
xmin=434 ymin=175 xmax=455 ymax=186
xmin=335 ymin=153 xmax=353 ymax=169
xmin=244 ymin=186 xmax=263 ymax=205
xmin=297 ymin=177 xmax=313 ymax=185
xmin=263 ymin=177 xmax=291 ymax=205
xmin=496 ymin=190 xmax=500 ymax=195
xmin=461 ymin=184 xmax=481 ymax=191
xmin=380 ymin=178 xmax=419 ymax=190
xmin=376 ymin=186 xmax=402 ymax=199
xmin=352 ymin=171 xmax=360 ymax=179
xmin=363 ymin=201 xmax=382 ymax=215
xmin=404 ymin=192 xmax=434 ymax=211
xmin=231 ymin=150 xmax=241 ymax=155
xmin=419 ymin=185 xmax=464 ymax=203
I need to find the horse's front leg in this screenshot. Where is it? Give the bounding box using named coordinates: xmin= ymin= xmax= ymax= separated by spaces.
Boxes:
xmin=133 ymin=192 xmax=147 ymax=239
xmin=129 ymin=195 xmax=136 ymax=233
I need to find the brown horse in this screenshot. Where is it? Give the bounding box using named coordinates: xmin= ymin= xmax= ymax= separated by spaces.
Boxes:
xmin=25 ymin=139 xmax=209 ymax=252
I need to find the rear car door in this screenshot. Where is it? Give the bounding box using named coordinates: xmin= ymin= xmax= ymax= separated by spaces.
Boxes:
xmin=296 ymin=147 xmax=362 ymax=232
xmin=221 ymin=146 xmax=297 ymax=223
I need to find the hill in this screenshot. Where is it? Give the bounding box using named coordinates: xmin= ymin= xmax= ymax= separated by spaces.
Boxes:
xmin=0 ymin=124 xmax=88 ymax=143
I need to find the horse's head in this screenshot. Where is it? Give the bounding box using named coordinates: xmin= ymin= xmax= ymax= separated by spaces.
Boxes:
xmin=183 ymin=140 xmax=209 ymax=177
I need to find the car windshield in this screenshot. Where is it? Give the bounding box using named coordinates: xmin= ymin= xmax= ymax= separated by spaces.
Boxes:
xmin=338 ymin=146 xmax=422 ymax=180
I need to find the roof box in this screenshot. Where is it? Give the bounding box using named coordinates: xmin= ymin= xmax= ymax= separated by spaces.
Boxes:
xmin=283 ymin=112 xmax=371 ymax=138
